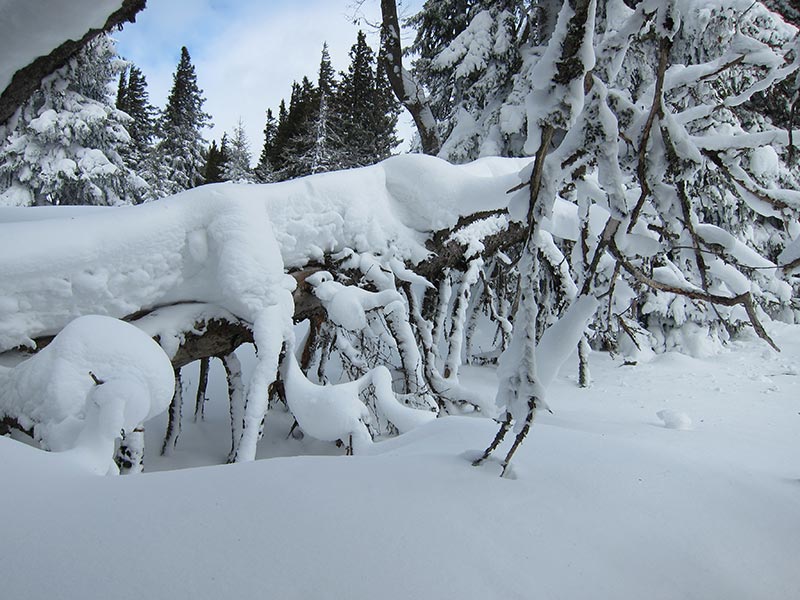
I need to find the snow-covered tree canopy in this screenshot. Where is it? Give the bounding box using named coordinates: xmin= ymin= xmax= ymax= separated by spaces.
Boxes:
xmin=0 ymin=0 xmax=145 ymax=126
xmin=2 ymin=0 xmax=800 ymax=475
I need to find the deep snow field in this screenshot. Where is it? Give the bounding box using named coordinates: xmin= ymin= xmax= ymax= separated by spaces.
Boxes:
xmin=2 ymin=323 xmax=799 ymax=600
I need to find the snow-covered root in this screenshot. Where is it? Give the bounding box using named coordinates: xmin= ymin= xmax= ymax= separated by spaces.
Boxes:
xmin=194 ymin=357 xmax=210 ymax=421
xmin=306 ymin=268 xmax=437 ymax=411
xmin=578 ymin=335 xmax=591 ymax=388
xmin=281 ymin=349 xmax=436 ymax=454
xmin=232 ymin=304 xmax=293 ymax=463
xmin=222 ymin=352 xmax=244 ymax=461
xmin=0 ymin=315 xmax=174 ymax=475
xmin=444 ymin=258 xmax=483 ymax=380
xmin=115 ymin=425 xmax=145 ymax=474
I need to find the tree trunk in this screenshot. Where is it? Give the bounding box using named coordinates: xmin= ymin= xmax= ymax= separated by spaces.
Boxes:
xmin=379 ymin=0 xmax=441 ymax=155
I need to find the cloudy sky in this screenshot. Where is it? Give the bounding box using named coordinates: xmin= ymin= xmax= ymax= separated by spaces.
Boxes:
xmin=115 ymin=0 xmax=423 ymax=157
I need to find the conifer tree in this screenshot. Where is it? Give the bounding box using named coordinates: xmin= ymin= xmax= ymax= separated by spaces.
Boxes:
xmin=371 ymin=53 xmax=401 ymax=160
xmin=292 ymin=43 xmax=348 ymax=175
xmin=116 ymin=70 xmax=128 ymax=112
xmin=0 ymin=34 xmax=146 ymax=206
xmin=221 ymin=118 xmax=255 ymax=183
xmin=203 ymin=138 xmax=228 ymax=184
xmin=276 ymin=78 xmax=318 ymax=179
xmin=338 ymin=31 xmax=378 ymax=168
xmin=155 ymin=46 xmax=210 ymax=196
xmin=116 ymin=65 xmax=158 ymax=185
xmin=255 ymin=109 xmax=278 ymax=182
xmin=270 ymin=100 xmax=291 ymax=174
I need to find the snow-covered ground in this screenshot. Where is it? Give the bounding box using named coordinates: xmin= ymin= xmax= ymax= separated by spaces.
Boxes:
xmin=2 ymin=322 xmax=797 ymax=600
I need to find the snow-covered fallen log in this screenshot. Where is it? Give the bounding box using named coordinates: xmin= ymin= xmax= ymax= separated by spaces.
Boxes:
xmin=0 ymin=150 xmax=794 ymax=469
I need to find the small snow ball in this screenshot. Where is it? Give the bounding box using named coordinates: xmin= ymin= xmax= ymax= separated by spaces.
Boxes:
xmin=750 ymin=146 xmax=779 ymax=185
xmin=656 ymin=409 xmax=692 ymax=431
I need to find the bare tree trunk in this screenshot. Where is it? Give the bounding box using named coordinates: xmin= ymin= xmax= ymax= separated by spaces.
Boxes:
xmin=194 ymin=357 xmax=210 ymax=421
xmin=161 ymin=368 xmax=183 ymax=456
xmin=379 ymin=0 xmax=441 ymax=155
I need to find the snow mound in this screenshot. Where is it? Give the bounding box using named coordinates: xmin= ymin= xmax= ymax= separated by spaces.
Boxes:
xmin=656 ymin=409 xmax=693 ymax=431
xmin=0 ymin=315 xmax=174 ymax=474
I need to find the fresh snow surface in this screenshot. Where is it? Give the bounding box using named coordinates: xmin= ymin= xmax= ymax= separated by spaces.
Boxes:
xmin=0 ymin=0 xmax=123 ymax=94
xmin=2 ymin=322 xmax=798 ymax=600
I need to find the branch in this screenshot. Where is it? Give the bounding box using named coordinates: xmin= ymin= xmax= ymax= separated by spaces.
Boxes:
xmin=627 ymin=35 xmax=672 ymax=233
xmin=608 ymin=240 xmax=780 ymax=351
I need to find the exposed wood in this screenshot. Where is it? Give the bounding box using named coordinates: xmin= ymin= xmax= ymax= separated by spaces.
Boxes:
xmin=166 ymin=318 xmax=253 ymax=369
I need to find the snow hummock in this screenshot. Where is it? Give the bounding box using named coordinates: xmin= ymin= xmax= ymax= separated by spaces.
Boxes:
xmin=0 ymin=315 xmax=173 ymax=474
xmin=656 ymin=409 xmax=693 ymax=430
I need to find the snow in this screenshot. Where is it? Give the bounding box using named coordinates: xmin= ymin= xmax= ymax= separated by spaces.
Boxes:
xmin=282 ymin=352 xmax=372 ymax=452
xmin=2 ymin=321 xmax=799 ymax=600
xmin=0 ymin=315 xmax=173 ymax=474
xmin=656 ymin=409 xmax=693 ymax=430
xmin=0 ymin=0 xmax=124 ymax=94
xmin=0 ymin=187 xmax=294 ymax=352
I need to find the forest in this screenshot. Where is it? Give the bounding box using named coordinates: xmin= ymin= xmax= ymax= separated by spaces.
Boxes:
xmin=0 ymin=1 xmax=798 ymax=599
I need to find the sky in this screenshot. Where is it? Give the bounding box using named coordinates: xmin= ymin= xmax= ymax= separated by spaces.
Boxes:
xmin=115 ymin=0 xmax=423 ymax=159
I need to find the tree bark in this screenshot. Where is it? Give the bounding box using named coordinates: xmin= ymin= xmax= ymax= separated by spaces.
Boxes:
xmin=379 ymin=0 xmax=441 ymax=156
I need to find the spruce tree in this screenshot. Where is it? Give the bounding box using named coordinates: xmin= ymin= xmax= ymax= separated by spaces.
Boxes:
xmin=221 ymin=118 xmax=255 ymax=183
xmin=203 ymin=138 xmax=227 ymax=184
xmin=276 ymin=78 xmax=317 ymax=179
xmin=0 ymin=34 xmax=146 ymax=206
xmin=255 ymin=109 xmax=278 ymax=182
xmin=372 ymin=53 xmax=401 ymax=160
xmin=116 ymin=65 xmax=158 ymax=186
xmin=116 ymin=69 xmax=128 ymax=112
xmin=155 ymin=46 xmax=210 ymax=196
xmin=337 ymin=31 xmax=400 ymax=168
xmin=338 ymin=31 xmax=377 ymax=168
xmin=292 ymin=43 xmax=348 ymax=175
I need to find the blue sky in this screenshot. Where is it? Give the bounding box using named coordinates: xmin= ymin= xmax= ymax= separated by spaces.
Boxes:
xmin=116 ymin=0 xmax=422 ymax=156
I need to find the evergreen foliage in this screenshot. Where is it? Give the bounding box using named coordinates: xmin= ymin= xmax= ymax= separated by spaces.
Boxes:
xmin=221 ymin=119 xmax=255 ymax=183
xmin=203 ymin=137 xmax=229 ymax=184
xmin=116 ymin=65 xmax=159 ymax=188
xmin=0 ymin=34 xmax=146 ymax=206
xmin=154 ymin=46 xmax=211 ymax=196
xmin=255 ymin=109 xmax=278 ymax=182
xmin=257 ymin=34 xmax=400 ymax=181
